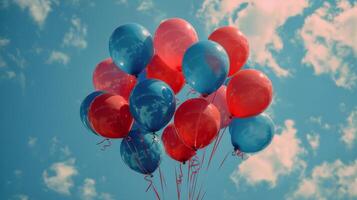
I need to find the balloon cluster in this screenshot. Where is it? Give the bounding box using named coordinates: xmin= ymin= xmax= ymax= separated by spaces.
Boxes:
xmin=80 ymin=18 xmax=275 ymax=179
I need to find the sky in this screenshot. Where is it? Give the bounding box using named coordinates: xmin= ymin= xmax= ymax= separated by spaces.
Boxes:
xmin=0 ymin=0 xmax=357 ymax=200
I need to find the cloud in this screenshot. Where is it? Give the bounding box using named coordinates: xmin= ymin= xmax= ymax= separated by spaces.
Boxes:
xmin=14 ymin=169 xmax=23 ymax=178
xmin=79 ymin=178 xmax=114 ymax=200
xmin=14 ymin=0 xmax=53 ymax=27
xmin=290 ymin=159 xmax=357 ymax=200
xmin=63 ymin=17 xmax=87 ymax=49
xmin=43 ymin=158 xmax=78 ymax=195
xmin=308 ymin=116 xmax=331 ymax=130
xmin=80 ymin=178 xmax=97 ymax=200
xmin=13 ymin=194 xmax=29 ymax=200
xmin=197 ymin=0 xmax=309 ymax=77
xmin=0 ymin=37 xmax=10 ymax=47
xmin=47 ymin=51 xmax=70 ymax=65
xmin=306 ymin=132 xmax=320 ymax=152
xmin=28 ymin=136 xmax=37 ymax=147
xmin=230 ymin=119 xmax=306 ymax=187
xmin=300 ymin=0 xmax=357 ymax=89
xmin=340 ymin=107 xmax=357 ymax=148
xmin=137 ymin=0 xmax=153 ymax=11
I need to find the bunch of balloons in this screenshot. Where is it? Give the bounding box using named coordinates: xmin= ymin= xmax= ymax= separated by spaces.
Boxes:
xmin=80 ymin=17 xmax=275 ymax=198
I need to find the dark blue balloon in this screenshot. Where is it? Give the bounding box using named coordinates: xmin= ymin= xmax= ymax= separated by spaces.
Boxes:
xmin=120 ymin=130 xmax=163 ymax=175
xmin=182 ymin=40 xmax=229 ymax=95
xmin=109 ymin=23 xmax=154 ymax=76
xmin=129 ymin=79 xmax=176 ymax=132
xmin=229 ymin=114 xmax=275 ymax=153
xmin=80 ymin=91 xmax=104 ymax=135
xmin=137 ymin=68 xmax=147 ymax=83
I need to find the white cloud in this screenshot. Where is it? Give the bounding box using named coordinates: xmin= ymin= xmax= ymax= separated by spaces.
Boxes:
xmin=80 ymin=178 xmax=97 ymax=200
xmin=230 ymin=120 xmax=306 ymax=187
xmin=137 ymin=0 xmax=154 ymax=11
xmin=290 ymin=159 xmax=357 ymax=200
xmin=28 ymin=136 xmax=37 ymax=147
xmin=98 ymin=193 xmax=114 ymax=200
xmin=13 ymin=194 xmax=29 ymax=200
xmin=0 ymin=37 xmax=10 ymax=47
xmin=306 ymin=132 xmax=320 ymax=152
xmin=47 ymin=51 xmax=70 ymax=65
xmin=115 ymin=0 xmax=128 ymax=5
xmin=14 ymin=0 xmax=53 ymax=26
xmin=308 ymin=116 xmax=331 ymax=130
xmin=14 ymin=169 xmax=23 ymax=178
xmin=63 ymin=17 xmax=87 ymax=49
xmin=43 ymin=158 xmax=78 ymax=195
xmin=340 ymin=107 xmax=357 ymax=148
xmin=300 ymin=0 xmax=357 ymax=89
xmin=197 ymin=0 xmax=309 ymax=77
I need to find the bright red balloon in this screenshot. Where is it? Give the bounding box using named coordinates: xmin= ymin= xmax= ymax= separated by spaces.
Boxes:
xmin=209 ymin=26 xmax=249 ymax=76
xmin=174 ymin=98 xmax=220 ymax=150
xmin=88 ymin=93 xmax=133 ymax=139
xmin=161 ymin=124 xmax=196 ymax=163
xmin=203 ymin=85 xmax=232 ymax=128
xmin=227 ymin=69 xmax=273 ymax=118
xmin=93 ymin=58 xmax=137 ymax=101
xmin=147 ymin=55 xmax=185 ymax=94
xmin=154 ymin=18 xmax=198 ymax=71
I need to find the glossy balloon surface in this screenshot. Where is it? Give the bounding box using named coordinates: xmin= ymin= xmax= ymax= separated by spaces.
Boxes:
xmin=227 ymin=69 xmax=273 ymax=118
xmin=162 ymin=124 xmax=196 ymax=162
xmin=229 ymin=114 xmax=274 ymax=153
xmin=174 ymin=98 xmax=220 ymax=150
xmin=89 ymin=93 xmax=133 ymax=138
xmin=80 ymin=91 xmax=104 ymax=135
xmin=154 ymin=18 xmax=198 ymax=71
xmin=204 ymin=86 xmax=232 ymax=128
xmin=121 ymin=130 xmax=163 ymax=175
xmin=147 ymin=55 xmax=185 ymax=94
xmin=109 ymin=23 xmax=153 ymax=75
xmin=209 ymin=26 xmax=249 ymax=76
xmin=182 ymin=40 xmax=229 ymax=95
xmin=92 ymin=58 xmax=136 ymax=101
xmin=129 ymin=79 xmax=176 ymax=132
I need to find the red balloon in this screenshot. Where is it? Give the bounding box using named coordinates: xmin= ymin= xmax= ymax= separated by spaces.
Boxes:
xmin=227 ymin=69 xmax=273 ymax=118
xmin=88 ymin=93 xmax=133 ymax=138
xmin=93 ymin=58 xmax=137 ymax=101
xmin=147 ymin=55 xmax=185 ymax=94
xmin=162 ymin=124 xmax=196 ymax=163
xmin=154 ymin=18 xmax=198 ymax=71
xmin=174 ymin=98 xmax=220 ymax=150
xmin=209 ymin=26 xmax=249 ymax=76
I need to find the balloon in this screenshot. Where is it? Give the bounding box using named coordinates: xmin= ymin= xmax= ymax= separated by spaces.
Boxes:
xmin=88 ymin=93 xmax=133 ymax=138
xmin=147 ymin=55 xmax=185 ymax=94
xmin=229 ymin=114 xmax=275 ymax=153
xmin=209 ymin=26 xmax=249 ymax=76
xmin=137 ymin=68 xmax=147 ymax=83
xmin=92 ymin=58 xmax=137 ymax=101
xmin=121 ymin=130 xmax=163 ymax=175
xmin=109 ymin=23 xmax=154 ymax=75
xmin=182 ymin=40 xmax=229 ymax=95
xmin=203 ymin=86 xmax=232 ymax=128
xmin=227 ymin=69 xmax=273 ymax=118
xmin=174 ymin=98 xmax=220 ymax=150
xmin=162 ymin=124 xmax=196 ymax=163
xmin=129 ymin=79 xmax=176 ymax=132
xmin=154 ymin=18 xmax=198 ymax=71
xmin=80 ymin=91 xmax=104 ymax=135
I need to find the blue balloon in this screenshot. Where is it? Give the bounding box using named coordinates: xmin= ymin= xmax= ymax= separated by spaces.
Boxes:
xmin=109 ymin=23 xmax=154 ymax=76
xmin=129 ymin=79 xmax=176 ymax=132
xmin=229 ymin=114 xmax=275 ymax=153
xmin=80 ymin=91 xmax=104 ymax=135
xmin=182 ymin=40 xmax=229 ymax=95
xmin=120 ymin=130 xmax=163 ymax=175
xmin=137 ymin=68 xmax=147 ymax=83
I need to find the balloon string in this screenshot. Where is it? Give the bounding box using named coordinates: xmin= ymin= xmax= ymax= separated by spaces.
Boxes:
xmin=192 ymin=150 xmax=206 ymax=200
xmin=189 ymin=155 xmax=201 ymax=200
xmin=186 ymin=88 xmax=197 ymax=96
xmin=144 ymin=175 xmax=161 ymax=200
xmin=207 ymin=126 xmax=227 ymax=170
xmin=96 ymin=139 xmax=112 ymax=151
xmin=175 ymin=163 xmax=184 ymax=200
xmin=175 ymin=168 xmax=180 ymax=200
xmin=234 ymin=149 xmax=249 ymax=160
xmin=218 ymin=150 xmax=231 ymax=170
xmin=158 ymin=167 xmax=165 ymax=200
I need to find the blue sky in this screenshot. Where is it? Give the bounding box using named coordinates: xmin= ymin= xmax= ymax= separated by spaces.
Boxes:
xmin=1 ymin=0 xmax=357 ymax=200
